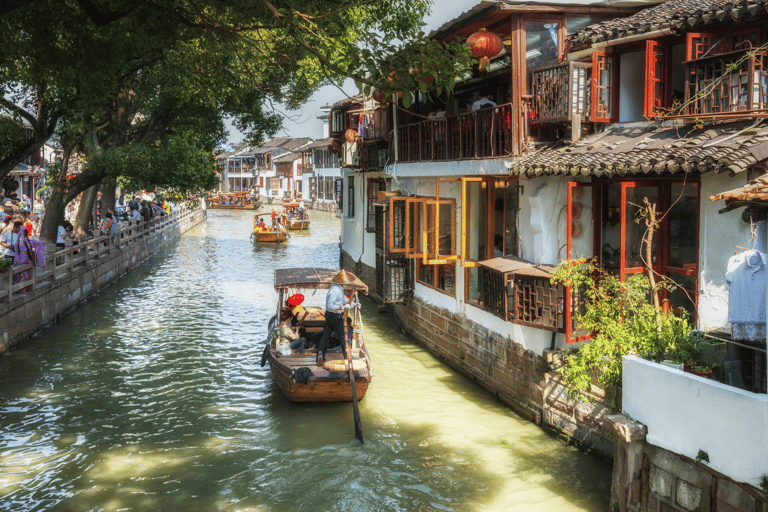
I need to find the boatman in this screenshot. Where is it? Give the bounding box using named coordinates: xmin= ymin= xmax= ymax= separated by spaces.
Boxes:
xmin=316 ymin=270 xmax=355 ymax=366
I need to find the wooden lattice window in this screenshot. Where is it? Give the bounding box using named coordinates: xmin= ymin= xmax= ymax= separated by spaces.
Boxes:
xmin=367 ymin=178 xmax=385 ymax=232
xmin=684 ymin=50 xmax=768 ymax=115
xmin=347 ymin=177 xmax=354 ymax=218
xmin=686 ymin=32 xmax=722 ymax=60
xmin=591 ymin=52 xmax=617 ymax=122
xmin=645 ymin=40 xmax=671 ymax=118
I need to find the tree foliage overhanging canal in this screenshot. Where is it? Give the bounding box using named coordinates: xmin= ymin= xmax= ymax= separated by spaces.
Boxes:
xmin=0 ymin=0 xmax=472 ymax=242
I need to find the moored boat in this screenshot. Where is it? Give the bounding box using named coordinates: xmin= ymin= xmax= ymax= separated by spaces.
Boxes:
xmin=207 ymin=192 xmax=261 ymax=210
xmin=263 ymin=268 xmax=373 ymax=402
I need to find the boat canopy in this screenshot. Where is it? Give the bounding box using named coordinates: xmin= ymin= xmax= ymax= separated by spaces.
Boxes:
xmin=274 ymin=268 xmax=369 ymax=294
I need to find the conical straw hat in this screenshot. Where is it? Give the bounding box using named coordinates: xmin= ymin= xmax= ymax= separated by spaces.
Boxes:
xmin=331 ymin=269 xmax=357 ymax=285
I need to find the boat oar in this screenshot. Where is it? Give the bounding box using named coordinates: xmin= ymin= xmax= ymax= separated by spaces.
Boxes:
xmin=342 ymin=309 xmax=364 ymax=443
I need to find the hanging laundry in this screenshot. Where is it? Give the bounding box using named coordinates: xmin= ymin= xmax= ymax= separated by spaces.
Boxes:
xmin=359 ymin=114 xmax=369 ymax=139
xmin=725 ymin=249 xmax=768 ymax=341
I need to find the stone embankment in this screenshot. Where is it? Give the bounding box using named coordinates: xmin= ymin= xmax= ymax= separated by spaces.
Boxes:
xmin=0 ymin=205 xmax=206 ymax=355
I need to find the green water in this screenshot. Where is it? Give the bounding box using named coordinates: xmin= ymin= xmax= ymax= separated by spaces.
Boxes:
xmin=0 ymin=209 xmax=611 ymax=511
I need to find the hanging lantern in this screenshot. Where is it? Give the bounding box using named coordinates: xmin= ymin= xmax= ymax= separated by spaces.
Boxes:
xmin=466 ymin=28 xmax=502 ymax=71
xmin=344 ymin=128 xmax=359 ymax=143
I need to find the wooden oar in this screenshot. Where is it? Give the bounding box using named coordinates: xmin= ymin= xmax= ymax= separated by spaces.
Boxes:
xmin=343 ymin=308 xmax=364 ymax=443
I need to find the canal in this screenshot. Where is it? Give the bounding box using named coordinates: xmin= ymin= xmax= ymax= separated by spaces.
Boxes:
xmin=0 ymin=209 xmax=612 ymax=511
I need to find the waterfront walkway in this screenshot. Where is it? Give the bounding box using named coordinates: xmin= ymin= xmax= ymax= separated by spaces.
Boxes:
xmin=0 ymin=203 xmax=206 ymax=354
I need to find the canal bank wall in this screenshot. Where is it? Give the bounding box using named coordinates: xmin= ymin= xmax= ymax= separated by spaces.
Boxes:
xmin=0 ymin=205 xmax=207 ymax=355
xmin=340 ymin=252 xmax=616 ymax=459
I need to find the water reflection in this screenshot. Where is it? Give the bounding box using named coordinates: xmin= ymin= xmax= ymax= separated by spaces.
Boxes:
xmin=0 ymin=209 xmax=610 ymax=511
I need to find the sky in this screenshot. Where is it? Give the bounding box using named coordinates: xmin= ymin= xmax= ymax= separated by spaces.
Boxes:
xmin=223 ymin=2 xmax=472 ymax=145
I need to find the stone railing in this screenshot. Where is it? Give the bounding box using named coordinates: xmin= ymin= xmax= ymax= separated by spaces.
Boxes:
xmin=1 ymin=205 xmax=201 ymax=304
xmin=0 ymin=204 xmax=206 ymax=353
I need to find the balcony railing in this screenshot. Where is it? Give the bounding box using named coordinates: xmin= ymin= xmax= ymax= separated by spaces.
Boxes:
xmin=477 ymin=256 xmax=565 ymax=332
xmin=684 ymin=49 xmax=768 ymax=116
xmin=360 ymin=140 xmax=388 ymax=170
xmin=530 ymin=61 xmax=591 ymax=124
xmin=396 ymin=103 xmax=514 ymax=162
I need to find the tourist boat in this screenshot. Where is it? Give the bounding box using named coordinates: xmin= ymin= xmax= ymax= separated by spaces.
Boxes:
xmin=263 ymin=268 xmax=373 ymax=402
xmin=252 ymin=212 xmax=289 ymax=243
xmin=207 ymin=192 xmax=261 ymax=210
xmin=283 ymin=202 xmax=310 ymax=230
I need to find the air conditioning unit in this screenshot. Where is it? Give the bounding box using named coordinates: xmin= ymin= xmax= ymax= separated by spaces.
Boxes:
xmin=342 ymin=142 xmax=360 ymax=168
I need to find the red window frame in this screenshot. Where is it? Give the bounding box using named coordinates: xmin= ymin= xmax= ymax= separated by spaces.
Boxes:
xmin=565 ymin=179 xmax=701 ymax=343
xmin=644 ymin=40 xmax=671 ymax=118
xmin=686 ymin=33 xmax=722 ymax=60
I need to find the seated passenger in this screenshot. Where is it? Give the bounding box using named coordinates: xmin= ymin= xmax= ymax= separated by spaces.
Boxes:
xmin=276 ymin=310 xmax=308 ymax=356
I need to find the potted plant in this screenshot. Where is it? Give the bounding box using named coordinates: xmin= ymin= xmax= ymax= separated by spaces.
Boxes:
xmin=0 ymin=258 xmax=13 ymax=273
xmin=690 ymin=364 xmax=714 ymax=379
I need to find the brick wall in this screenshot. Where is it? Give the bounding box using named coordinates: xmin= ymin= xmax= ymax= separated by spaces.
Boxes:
xmin=341 ymin=249 xmax=616 ymax=458
xmin=0 ymin=208 xmax=206 ymax=354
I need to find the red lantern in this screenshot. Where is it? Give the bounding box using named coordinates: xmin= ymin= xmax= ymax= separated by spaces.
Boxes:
xmin=345 ymin=128 xmax=359 ymax=143
xmin=466 ymin=28 xmax=502 ymax=71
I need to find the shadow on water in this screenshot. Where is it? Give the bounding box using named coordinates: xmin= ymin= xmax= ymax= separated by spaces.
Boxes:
xmin=0 ymin=210 xmax=611 ymax=512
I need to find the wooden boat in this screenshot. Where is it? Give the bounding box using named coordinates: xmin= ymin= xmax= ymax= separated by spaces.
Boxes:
xmin=283 ymin=202 xmax=310 ymax=230
xmin=252 ymin=212 xmax=289 ymax=243
xmin=207 ymin=193 xmax=261 ymax=210
xmin=264 ymin=268 xmax=373 ymax=402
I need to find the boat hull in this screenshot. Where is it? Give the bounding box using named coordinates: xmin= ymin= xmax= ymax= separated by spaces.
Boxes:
xmin=267 ymin=350 xmax=371 ymax=402
xmin=254 ymin=231 xmax=288 ymax=243
xmin=286 ymin=219 xmax=310 ymax=230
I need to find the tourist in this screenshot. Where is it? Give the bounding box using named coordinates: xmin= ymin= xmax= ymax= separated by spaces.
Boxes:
xmin=1 ymin=221 xmax=21 ymax=259
xmin=56 ymin=221 xmax=74 ymax=249
xmin=276 ymin=309 xmax=308 ymax=356
xmin=12 ymin=225 xmax=34 ymax=287
xmin=23 ymin=213 xmax=34 ymax=238
xmin=162 ymin=199 xmax=171 ymax=215
xmin=130 ymin=205 xmax=142 ymax=222
xmin=471 ymin=94 xmax=496 ymax=111
xmin=316 ymin=270 xmax=355 ymax=365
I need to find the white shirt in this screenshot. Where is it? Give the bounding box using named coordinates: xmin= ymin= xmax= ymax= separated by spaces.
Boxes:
xmin=56 ymin=225 xmax=67 ymax=244
xmin=325 ymin=283 xmax=349 ymax=313
xmin=725 ymin=250 xmax=767 ymax=324
xmin=131 ymin=210 xmax=141 ymax=221
xmin=472 ymin=98 xmax=496 ymax=111
xmin=1 ymin=231 xmax=18 ymax=257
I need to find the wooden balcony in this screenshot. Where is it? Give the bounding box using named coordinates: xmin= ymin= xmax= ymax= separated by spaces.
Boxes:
xmin=530 ymin=61 xmax=591 ymax=124
xmin=396 ymin=103 xmax=514 ymax=162
xmin=477 ymin=256 xmax=565 ymax=332
xmin=360 ymin=140 xmax=388 ymax=170
xmin=684 ymin=49 xmax=768 ymax=117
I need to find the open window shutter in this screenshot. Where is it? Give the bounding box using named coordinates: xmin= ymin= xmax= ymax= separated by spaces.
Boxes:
xmin=425 ymin=199 xmax=458 ymax=265
xmin=644 ymin=40 xmax=671 ymax=118
xmin=461 ymin=177 xmax=483 ymax=267
xmin=565 ymin=181 xmax=596 ymax=344
xmin=686 ymin=33 xmax=722 ymax=60
xmin=405 ymin=198 xmax=426 ymax=260
xmin=590 ymin=52 xmax=616 ymax=122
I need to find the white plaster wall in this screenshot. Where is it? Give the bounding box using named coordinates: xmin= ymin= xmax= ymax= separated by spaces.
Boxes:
xmin=387 ymin=159 xmax=509 ymax=181
xmin=699 ymin=173 xmax=753 ymax=330
xmin=619 ymin=51 xmax=645 ymax=123
xmin=623 ymin=356 xmax=767 ymax=487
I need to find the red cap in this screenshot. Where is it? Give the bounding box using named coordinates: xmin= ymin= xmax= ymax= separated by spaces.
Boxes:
xmin=287 ymin=293 xmax=304 ymax=306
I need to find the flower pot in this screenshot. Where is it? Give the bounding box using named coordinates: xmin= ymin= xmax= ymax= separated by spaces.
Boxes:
xmin=693 ymin=369 xmax=713 ymax=379
xmin=683 ymin=363 xmax=695 ymax=373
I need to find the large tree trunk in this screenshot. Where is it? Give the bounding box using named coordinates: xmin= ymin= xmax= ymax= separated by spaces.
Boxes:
xmin=101 ymin=182 xmax=116 ymax=217
xmin=39 ymin=144 xmax=75 ymax=243
xmin=74 ymin=184 xmax=99 ymax=234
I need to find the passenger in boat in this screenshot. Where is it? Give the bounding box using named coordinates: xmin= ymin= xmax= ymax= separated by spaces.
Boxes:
xmin=316 ymin=270 xmax=355 ymax=365
xmin=276 ymin=310 xmax=308 ymax=356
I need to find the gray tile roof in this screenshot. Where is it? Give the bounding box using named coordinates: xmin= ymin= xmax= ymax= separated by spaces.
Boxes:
xmin=331 ymin=93 xmax=365 ymax=111
xmin=281 ymin=137 xmax=314 ymax=151
xmin=507 ymin=120 xmax=768 ymax=177
xmin=711 ymin=172 xmax=768 ymax=206
xmin=570 ymin=0 xmax=768 ymax=47
xmin=273 ymin=152 xmax=301 ymax=163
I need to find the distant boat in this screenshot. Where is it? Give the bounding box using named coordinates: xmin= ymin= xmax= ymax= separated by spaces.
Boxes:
xmin=262 ymin=268 xmax=373 ymax=402
xmin=251 ymin=212 xmax=289 ymax=243
xmin=207 ymin=193 xmax=261 ymax=210
xmin=283 ymin=202 xmax=310 ymax=230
